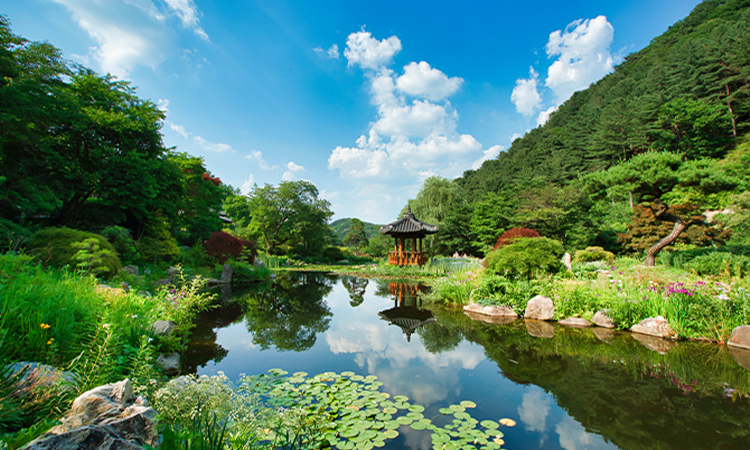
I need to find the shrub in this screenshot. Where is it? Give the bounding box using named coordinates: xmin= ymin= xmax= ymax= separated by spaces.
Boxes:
xmin=138 ymin=216 xmax=181 ymax=263
xmin=485 ymin=237 xmax=564 ymax=279
xmin=100 ymin=226 xmax=140 ymax=264
xmin=573 ymin=246 xmax=615 ymax=263
xmin=203 ymin=231 xmax=249 ymax=263
xmin=27 ymin=227 xmax=122 ymax=279
xmin=493 ymin=228 xmax=540 ymax=251
xmin=322 ymin=246 xmax=346 ymax=261
xmin=229 ymin=259 xmax=271 ymax=284
xmin=683 ymin=252 xmax=750 ymax=277
xmin=470 ymin=274 xmax=548 ymax=312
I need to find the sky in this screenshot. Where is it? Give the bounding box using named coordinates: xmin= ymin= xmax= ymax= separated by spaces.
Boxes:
xmin=4 ymin=0 xmax=703 ymax=224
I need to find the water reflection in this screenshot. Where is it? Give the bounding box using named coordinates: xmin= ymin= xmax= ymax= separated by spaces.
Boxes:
xmin=342 ymin=276 xmax=368 ymax=307
xmin=378 ymin=282 xmax=436 ymax=342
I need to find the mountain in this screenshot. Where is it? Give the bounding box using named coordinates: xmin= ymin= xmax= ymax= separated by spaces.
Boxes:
xmin=329 ymin=218 xmax=383 ymax=244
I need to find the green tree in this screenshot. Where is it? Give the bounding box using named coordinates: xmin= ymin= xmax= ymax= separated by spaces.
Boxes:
xmin=343 ymin=219 xmax=369 ymax=255
xmin=407 ymin=177 xmax=464 ymax=256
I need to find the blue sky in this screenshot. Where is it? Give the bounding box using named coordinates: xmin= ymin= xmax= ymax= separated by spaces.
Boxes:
xmin=5 ymin=0 xmax=702 ymax=224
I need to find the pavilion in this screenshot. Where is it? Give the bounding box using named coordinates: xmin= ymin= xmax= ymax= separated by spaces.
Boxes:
xmin=378 ymin=205 xmax=438 ymax=266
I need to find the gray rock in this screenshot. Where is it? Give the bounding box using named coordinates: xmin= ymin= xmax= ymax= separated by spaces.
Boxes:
xmin=632 ymin=332 xmax=676 ymax=355
xmin=631 ymin=316 xmax=676 ymax=340
xmin=167 ymin=266 xmax=178 ymax=283
xmin=156 ymin=352 xmax=180 ymax=376
xmin=154 ymin=278 xmax=170 ymax=287
xmin=591 ymin=310 xmax=615 ymax=329
xmin=25 ymin=379 xmax=157 ymax=450
xmin=559 ymin=317 xmax=592 ymax=328
xmin=8 ymin=362 xmax=76 ymax=390
xmin=562 ymin=252 xmax=572 ymax=271
xmin=121 ymin=265 xmax=139 ymax=276
xmin=728 ymin=325 xmax=750 ymax=350
xmin=255 ymin=259 xmax=265 ymax=267
xmin=151 ymin=320 xmax=176 ymax=337
xmin=525 ymin=320 xmax=554 ymax=338
xmin=220 ymin=264 xmax=233 ymax=284
xmin=464 ymin=302 xmax=518 ymax=318
xmin=524 ymin=295 xmax=554 ymax=321
xmin=464 ymin=309 xmax=516 ymax=325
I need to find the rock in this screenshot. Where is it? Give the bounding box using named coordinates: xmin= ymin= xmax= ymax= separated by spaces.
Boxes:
xmin=728 ymin=325 xmax=750 ymax=350
xmin=121 ymin=265 xmax=139 ymax=276
xmin=167 ymin=266 xmax=178 ymax=283
xmin=591 ymin=310 xmax=615 ymax=329
xmin=591 ymin=327 xmax=616 ymax=343
xmin=632 ymin=333 xmax=676 ymax=355
xmin=464 ymin=302 xmax=518 ymax=318
xmin=206 ymin=278 xmax=222 ymax=285
xmin=524 ymin=296 xmax=554 ymax=321
xmin=730 ymin=347 xmax=750 ymax=371
xmin=255 ymin=259 xmax=265 ymax=267
xmin=151 ymin=320 xmax=176 ymax=337
xmin=154 ymin=278 xmax=170 ymax=287
xmin=559 ymin=317 xmax=592 ymax=328
xmin=464 ymin=309 xmax=516 ymax=325
xmin=156 ymin=352 xmax=180 ymax=376
xmin=562 ymin=252 xmax=572 ymax=271
xmin=525 ymin=320 xmax=554 ymax=338
xmin=7 ymin=363 xmax=77 ymax=400
xmin=25 ymin=379 xmax=157 ymax=450
xmin=221 ymin=264 xmax=233 ymax=284
xmin=631 ymin=316 xmax=676 ymax=340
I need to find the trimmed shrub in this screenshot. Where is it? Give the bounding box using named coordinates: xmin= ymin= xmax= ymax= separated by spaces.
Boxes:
xmin=203 ymin=231 xmax=248 ymax=263
xmin=573 ymin=246 xmax=615 ymax=263
xmin=322 ymin=246 xmax=346 ymax=261
xmin=27 ymin=227 xmax=122 ymax=279
xmin=485 ymin=237 xmax=564 ymax=279
xmin=493 ymin=228 xmax=540 ymax=250
xmin=100 ymin=226 xmax=140 ymax=264
xmin=138 ymin=216 xmax=181 ymax=262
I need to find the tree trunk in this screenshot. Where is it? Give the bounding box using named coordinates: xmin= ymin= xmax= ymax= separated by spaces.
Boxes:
xmin=645 ymin=199 xmax=687 ymax=266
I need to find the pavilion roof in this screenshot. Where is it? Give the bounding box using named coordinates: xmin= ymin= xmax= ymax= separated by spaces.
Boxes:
xmin=378 ymin=206 xmax=438 ymax=237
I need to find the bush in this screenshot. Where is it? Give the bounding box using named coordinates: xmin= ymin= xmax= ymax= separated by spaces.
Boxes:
xmin=138 ymin=216 xmax=181 ymax=263
xmin=683 ymin=252 xmax=750 ymax=277
xmin=573 ymin=246 xmax=615 ymax=263
xmin=203 ymin=231 xmax=256 ymax=264
xmin=101 ymin=226 xmax=140 ymax=265
xmin=322 ymin=246 xmax=346 ymax=261
xmin=485 ymin=237 xmax=564 ymax=279
xmin=493 ymin=228 xmax=540 ymax=251
xmin=27 ymin=227 xmax=122 ymax=279
xmin=229 ymin=259 xmax=271 ymax=284
xmin=470 ymin=274 xmax=548 ymax=312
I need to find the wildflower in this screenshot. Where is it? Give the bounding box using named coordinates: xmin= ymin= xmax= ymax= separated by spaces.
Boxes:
xmin=40 ymin=323 xmax=51 ymax=329
xmin=47 ymin=338 xmax=53 ymax=345
xmin=131 ymin=314 xmax=138 ymax=319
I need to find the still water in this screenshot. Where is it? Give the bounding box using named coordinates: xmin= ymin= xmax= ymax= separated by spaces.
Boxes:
xmin=185 ymin=271 xmax=750 ymax=450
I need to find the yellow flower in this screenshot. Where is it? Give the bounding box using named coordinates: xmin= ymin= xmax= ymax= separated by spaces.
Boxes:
xmin=40 ymin=323 xmax=51 ymax=329
xmin=47 ymin=338 xmax=54 ymax=345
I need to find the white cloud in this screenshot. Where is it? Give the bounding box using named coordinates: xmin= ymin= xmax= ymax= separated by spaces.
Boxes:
xmin=536 ymin=105 xmax=557 ymax=127
xmin=395 ymin=62 xmax=463 ymax=101
xmin=157 ymin=98 xmax=170 ymax=112
xmin=518 ymin=388 xmax=551 ymax=434
xmin=344 ymin=30 xmax=402 ymax=70
xmin=314 ymin=44 xmax=339 ymax=59
xmin=511 ymin=67 xmax=542 ymax=116
xmin=246 ymin=150 xmax=277 ymax=170
xmin=373 ymin=100 xmax=455 ymax=138
xmin=281 ymin=171 xmax=296 ymax=181
xmin=193 ymin=136 xmax=232 ymax=152
xmin=287 ymin=161 xmax=305 ymax=172
xmin=510 ymin=132 xmax=524 ymax=142
xmin=472 ymin=144 xmax=503 ymax=170
xmin=163 ymin=0 xmax=209 ymax=40
xmin=545 ymin=16 xmax=616 ymax=103
xmin=168 ymin=122 xmax=190 ymax=139
xmin=240 ymin=174 xmax=255 ymax=195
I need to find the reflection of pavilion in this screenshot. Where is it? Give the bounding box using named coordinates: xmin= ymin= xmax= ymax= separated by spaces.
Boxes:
xmin=378 ymin=283 xmax=436 ymax=342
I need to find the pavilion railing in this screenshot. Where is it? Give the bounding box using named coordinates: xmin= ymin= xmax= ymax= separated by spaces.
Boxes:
xmin=387 ymin=251 xmax=428 ymax=266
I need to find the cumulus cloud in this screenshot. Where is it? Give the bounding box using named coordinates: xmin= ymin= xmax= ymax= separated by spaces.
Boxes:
xmin=240 ymin=174 xmax=255 ymax=195
xmin=51 ymin=0 xmax=208 ymax=78
xmin=344 ymin=30 xmax=402 ymax=70
xmin=193 ymin=136 xmax=232 ymax=152
xmin=518 ymin=388 xmax=551 ymax=434
xmin=287 ymin=161 xmax=305 ymax=172
xmin=536 ymin=105 xmax=557 ymax=127
xmin=281 ymin=171 xmax=296 ymax=181
xmin=246 ymin=150 xmax=277 ymax=170
xmin=472 ymin=144 xmax=503 ymax=170
xmin=168 ymin=122 xmax=190 ymax=139
xmin=395 ymin=62 xmax=463 ymax=101
xmin=545 ymin=16 xmax=616 ymax=103
xmin=314 ymin=44 xmax=339 ymax=59
xmin=511 ymin=67 xmax=542 ymax=116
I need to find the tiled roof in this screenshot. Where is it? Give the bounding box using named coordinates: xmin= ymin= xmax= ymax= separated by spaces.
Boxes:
xmin=378 ymin=205 xmax=438 ymax=236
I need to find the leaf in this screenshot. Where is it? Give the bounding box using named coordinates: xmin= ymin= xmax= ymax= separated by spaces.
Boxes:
xmin=480 ymin=420 xmax=499 ymax=429
xmin=460 ymin=400 xmax=477 ymax=408
xmin=499 ymin=418 xmax=516 ymax=427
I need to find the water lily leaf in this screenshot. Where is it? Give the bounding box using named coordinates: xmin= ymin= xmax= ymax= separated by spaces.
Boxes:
xmin=449 ymin=404 xmax=465 ymax=412
xmin=395 ymin=416 xmax=413 ymax=425
xmin=439 ymin=408 xmax=453 ymax=415
xmin=484 ymin=429 xmax=503 ymax=437
xmin=393 ymin=395 xmax=409 ymax=402
xmin=340 ymin=440 xmax=355 ymax=450
xmin=408 ymin=404 xmax=425 ymax=413
xmin=406 ymin=412 xmax=424 ymax=420
xmin=373 ymin=440 xmax=385 ymax=448
xmin=268 ymin=368 xmax=288 ymax=376
xmin=375 ymin=413 xmax=392 ymax=421
xmin=384 ymin=421 xmax=400 ymax=430
xmin=341 ymin=428 xmax=359 ymax=438
xmin=351 ymin=375 xmax=365 ymax=381
xmin=480 ymin=420 xmax=499 ymax=430
xmin=383 ymin=407 xmax=397 ymax=414
xmin=394 ymin=401 xmax=409 ymax=409
xmin=293 ymin=371 xmax=308 ymax=377
xmin=410 ymin=422 xmax=427 ymax=430
xmin=460 ymin=400 xmax=477 ymax=408
xmin=498 ymin=418 xmax=516 ymax=427
xmin=341 ymin=371 xmax=355 ymax=377
xmin=365 ymin=375 xmax=378 ymax=382
xmin=453 ymin=411 xmax=470 ymax=420
xmin=370 ymin=421 xmax=384 ymax=430
xmin=384 ymin=429 xmax=399 ymax=439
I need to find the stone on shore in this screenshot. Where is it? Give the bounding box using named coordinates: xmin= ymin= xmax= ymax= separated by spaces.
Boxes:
xmin=156 ymin=352 xmax=180 ymax=376
xmin=559 ymin=317 xmax=592 ymax=328
xmin=631 ymin=316 xmax=676 ymax=340
xmin=525 ymin=320 xmax=554 ymax=338
xmin=728 ymin=325 xmax=750 ymax=350
xmin=220 ymin=264 xmax=233 ymax=284
xmin=151 ymin=320 xmax=176 ymax=337
xmin=591 ymin=310 xmax=615 ymax=329
xmin=524 ymin=296 xmax=554 ymax=321
xmin=464 ymin=303 xmax=517 ymax=324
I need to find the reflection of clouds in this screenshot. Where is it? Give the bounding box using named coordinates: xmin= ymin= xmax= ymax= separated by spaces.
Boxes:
xmin=239 ymin=339 xmax=257 ymax=351
xmin=555 ymin=415 xmax=612 ymax=450
xmin=325 ymin=281 xmax=485 ymax=407
xmin=401 ymin=426 xmax=432 ymax=450
xmin=518 ymin=387 xmax=551 ymax=433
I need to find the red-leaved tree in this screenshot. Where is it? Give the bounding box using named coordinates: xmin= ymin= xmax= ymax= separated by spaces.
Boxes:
xmin=493 ymin=228 xmax=540 ymax=250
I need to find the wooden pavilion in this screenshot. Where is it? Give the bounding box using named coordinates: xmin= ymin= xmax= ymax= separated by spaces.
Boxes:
xmin=378 ymin=282 xmax=436 ymax=342
xmin=378 ymin=205 xmax=438 ymax=266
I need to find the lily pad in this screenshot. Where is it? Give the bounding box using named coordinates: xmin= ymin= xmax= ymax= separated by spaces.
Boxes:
xmin=460 ymin=400 xmax=477 ymax=408
xmin=393 ymin=395 xmax=409 ymax=402
xmin=410 ymin=422 xmax=427 ymax=430
xmin=481 ymin=420 xmax=499 ymax=430
xmin=395 ymin=416 xmax=413 ymax=425
xmin=408 ymin=404 xmax=425 ymax=413
xmin=384 ymin=429 xmax=399 ymax=439
xmin=439 ymin=408 xmax=453 ymax=415
xmin=499 ymin=418 xmax=516 ymax=427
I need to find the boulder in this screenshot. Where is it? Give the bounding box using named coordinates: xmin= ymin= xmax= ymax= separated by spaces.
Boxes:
xmin=559 ymin=317 xmax=592 ymax=328
xmin=220 ymin=264 xmax=233 ymax=284
xmin=8 ymin=362 xmax=76 ymax=391
xmin=464 ymin=309 xmax=516 ymax=325
xmin=728 ymin=325 xmax=750 ymax=350
xmin=524 ymin=296 xmax=554 ymax=321
xmin=464 ymin=303 xmax=518 ymax=318
xmin=591 ymin=310 xmax=615 ymax=329
xmin=525 ymin=320 xmax=554 ymax=338
xmin=151 ymin=320 xmax=176 ymax=337
xmin=562 ymin=252 xmax=573 ymax=271
xmin=156 ymin=352 xmax=180 ymax=376
xmin=632 ymin=333 xmax=676 ymax=355
xmin=631 ymin=316 xmax=676 ymax=340
xmin=121 ymin=265 xmax=139 ymax=276
xmin=25 ymin=379 xmax=157 ymax=450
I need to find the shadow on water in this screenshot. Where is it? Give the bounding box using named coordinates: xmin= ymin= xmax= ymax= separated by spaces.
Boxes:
xmin=186 ymin=272 xmax=750 ymax=450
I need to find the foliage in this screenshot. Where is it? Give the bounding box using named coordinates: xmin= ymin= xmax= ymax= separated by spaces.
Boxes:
xmin=470 ymin=274 xmax=549 ymax=313
xmin=138 ymin=215 xmax=181 ymax=263
xmin=492 ymin=228 xmax=540 ymax=250
xmin=329 ymin=218 xmax=381 ymax=243
xmin=405 ymin=176 xmax=465 ymax=256
xmin=229 ymin=259 xmax=271 ymax=284
xmin=573 ymin=246 xmax=615 ymax=263
xmin=484 ymin=237 xmax=564 ymax=279
xmin=27 ymin=227 xmax=121 ymax=279
xmin=100 ymin=226 xmax=140 ymax=265
xmin=363 ymin=233 xmax=392 ymax=258
xmin=203 ymin=231 xmax=245 ymax=263
xmin=343 ymin=218 xmax=369 ymax=255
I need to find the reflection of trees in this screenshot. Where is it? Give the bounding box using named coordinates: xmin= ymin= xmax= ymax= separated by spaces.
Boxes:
xmin=183 ymin=301 xmax=245 ymax=373
xmin=431 ymin=308 xmax=750 ymax=450
xmin=416 ymin=321 xmax=463 ymax=354
xmin=243 ymin=272 xmax=334 ymax=352
xmin=341 ymin=276 xmax=368 ymax=307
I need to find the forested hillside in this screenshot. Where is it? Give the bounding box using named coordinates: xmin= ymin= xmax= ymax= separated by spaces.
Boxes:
xmin=407 ymin=0 xmax=750 ymax=259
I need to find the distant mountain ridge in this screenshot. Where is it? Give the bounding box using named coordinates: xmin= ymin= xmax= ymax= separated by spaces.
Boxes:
xmin=329 ymin=218 xmax=382 ymax=244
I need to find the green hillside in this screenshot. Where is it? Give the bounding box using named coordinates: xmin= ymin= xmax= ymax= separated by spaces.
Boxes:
xmin=329 ymin=218 xmax=382 ymax=244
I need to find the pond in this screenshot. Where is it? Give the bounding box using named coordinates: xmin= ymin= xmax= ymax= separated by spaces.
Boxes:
xmin=185 ymin=271 xmax=750 ymax=450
